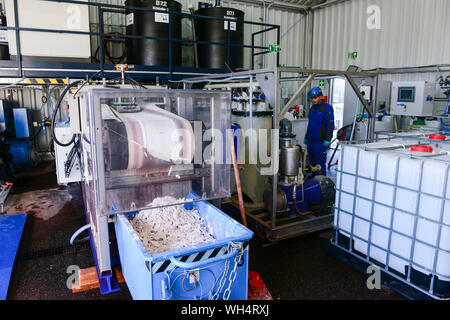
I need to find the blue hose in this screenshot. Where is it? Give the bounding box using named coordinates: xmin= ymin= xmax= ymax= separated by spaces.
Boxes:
xmin=441 ymin=117 xmax=450 ymax=135
xmin=446 ymin=96 xmax=450 ymax=114
xmin=438 ymin=97 xmax=450 ymax=134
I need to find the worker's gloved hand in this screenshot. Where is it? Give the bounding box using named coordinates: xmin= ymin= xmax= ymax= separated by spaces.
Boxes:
xmin=323 ymin=141 xmax=331 ymax=148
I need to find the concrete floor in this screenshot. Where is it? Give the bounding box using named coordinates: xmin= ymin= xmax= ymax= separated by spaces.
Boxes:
xmin=4 ymin=161 xmax=405 ymax=300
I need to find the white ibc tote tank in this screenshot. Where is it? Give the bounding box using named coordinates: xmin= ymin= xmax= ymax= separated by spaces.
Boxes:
xmin=334 ymin=141 xmax=450 ymax=296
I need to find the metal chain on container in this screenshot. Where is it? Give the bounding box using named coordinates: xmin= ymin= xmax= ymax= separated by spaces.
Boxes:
xmin=211 ymin=259 xmax=229 ymax=300
xmin=222 ymin=242 xmax=244 ymax=300
xmin=211 ymin=243 xmax=233 ymax=300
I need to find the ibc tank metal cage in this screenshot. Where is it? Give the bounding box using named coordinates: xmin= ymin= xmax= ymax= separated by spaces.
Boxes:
xmin=0 ymin=0 xmax=281 ymax=82
xmin=329 ymin=142 xmax=450 ymax=300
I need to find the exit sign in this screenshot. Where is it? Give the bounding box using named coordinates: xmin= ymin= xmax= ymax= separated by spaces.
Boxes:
xmin=269 ymin=44 xmax=281 ymax=52
xmin=348 ymin=51 xmax=358 ymax=59
xmin=319 ymin=80 xmax=325 ymax=88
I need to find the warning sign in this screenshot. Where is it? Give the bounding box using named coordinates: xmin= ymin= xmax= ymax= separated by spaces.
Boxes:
xmin=155 ymin=12 xmax=169 ymax=23
xmin=224 ymin=20 xmax=237 ymax=31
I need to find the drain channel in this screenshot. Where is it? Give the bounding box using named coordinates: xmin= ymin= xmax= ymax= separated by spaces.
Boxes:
xmin=18 ymin=242 xmax=91 ymax=261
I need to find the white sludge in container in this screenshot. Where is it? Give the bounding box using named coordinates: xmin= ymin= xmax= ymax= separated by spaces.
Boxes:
xmin=130 ymin=196 xmax=215 ymax=254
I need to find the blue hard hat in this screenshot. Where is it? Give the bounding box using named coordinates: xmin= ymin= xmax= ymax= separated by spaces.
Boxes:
xmin=308 ymin=87 xmax=323 ymax=98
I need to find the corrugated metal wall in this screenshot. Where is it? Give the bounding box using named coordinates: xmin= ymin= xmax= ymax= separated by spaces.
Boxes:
xmin=312 ymin=0 xmax=450 ymax=70
xmin=0 ymin=86 xmax=65 ymax=156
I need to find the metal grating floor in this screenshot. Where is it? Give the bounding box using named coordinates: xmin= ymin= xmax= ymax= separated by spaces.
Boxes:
xmin=17 ymin=242 xmax=91 ymax=261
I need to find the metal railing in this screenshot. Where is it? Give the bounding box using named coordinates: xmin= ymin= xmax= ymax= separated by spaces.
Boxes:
xmin=0 ymin=0 xmax=281 ymax=80
xmin=333 ymin=143 xmax=450 ymax=299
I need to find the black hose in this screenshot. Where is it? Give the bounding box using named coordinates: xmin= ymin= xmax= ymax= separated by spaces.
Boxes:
xmin=355 ymin=102 xmax=366 ymax=123
xmin=29 ymin=125 xmax=42 ymax=141
xmin=51 ymin=80 xmax=83 ymax=147
xmin=123 ymin=76 xmax=147 ymax=89
xmin=51 ymin=75 xmax=145 ymax=147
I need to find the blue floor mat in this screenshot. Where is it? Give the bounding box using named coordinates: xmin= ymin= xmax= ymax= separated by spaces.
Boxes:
xmin=0 ymin=214 xmax=27 ymax=300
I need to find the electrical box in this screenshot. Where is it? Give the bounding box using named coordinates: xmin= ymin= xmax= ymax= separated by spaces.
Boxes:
xmin=54 ymin=125 xmax=81 ymax=185
xmin=4 ymin=0 xmax=91 ymax=60
xmin=390 ymin=81 xmax=435 ymax=116
xmin=360 ymin=85 xmax=372 ymax=101
xmin=342 ymin=80 xmax=391 ymax=128
xmin=68 ymin=93 xmax=82 ymax=134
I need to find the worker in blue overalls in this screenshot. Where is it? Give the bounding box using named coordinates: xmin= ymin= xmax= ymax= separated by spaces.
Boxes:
xmin=304 ymin=87 xmax=335 ymax=176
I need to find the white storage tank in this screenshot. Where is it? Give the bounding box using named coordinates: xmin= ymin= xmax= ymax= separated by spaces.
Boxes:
xmin=334 ymin=141 xmax=450 ymax=298
xmin=354 ymin=116 xmax=395 ymax=142
xmin=4 ymin=0 xmax=91 ymax=61
xmin=377 ymin=131 xmax=450 ymax=152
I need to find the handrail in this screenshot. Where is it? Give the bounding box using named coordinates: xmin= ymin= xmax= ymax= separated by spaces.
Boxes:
xmin=2 ymin=0 xmax=281 ymax=80
xmin=39 ymin=0 xmax=281 ymax=28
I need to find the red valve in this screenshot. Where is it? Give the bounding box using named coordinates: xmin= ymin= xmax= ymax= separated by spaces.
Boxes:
xmin=411 ymin=145 xmax=433 ymax=153
xmin=429 ymin=134 xmax=446 ymax=140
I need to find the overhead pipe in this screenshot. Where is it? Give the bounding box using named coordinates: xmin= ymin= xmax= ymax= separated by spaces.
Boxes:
xmin=239 ymin=0 xmax=308 ymax=12
xmin=364 ymin=64 xmax=450 ymax=74
xmin=311 ymin=0 xmax=350 ymax=11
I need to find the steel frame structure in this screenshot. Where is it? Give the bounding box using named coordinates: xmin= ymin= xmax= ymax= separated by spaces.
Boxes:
xmin=0 ymin=0 xmax=281 ymax=82
xmin=185 ymin=67 xmax=379 ymax=241
xmin=331 ymin=142 xmax=450 ymax=300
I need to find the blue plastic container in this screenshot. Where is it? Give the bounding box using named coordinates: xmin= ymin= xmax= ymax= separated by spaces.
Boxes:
xmin=7 ymin=140 xmax=30 ymax=166
xmin=13 ymin=108 xmax=32 ymax=139
xmin=114 ymin=194 xmax=254 ymax=300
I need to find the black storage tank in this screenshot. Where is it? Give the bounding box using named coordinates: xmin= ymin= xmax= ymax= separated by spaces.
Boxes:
xmin=126 ymin=0 xmax=182 ymax=67
xmin=194 ymin=7 xmax=244 ymax=70
xmin=0 ymin=11 xmax=9 ymax=60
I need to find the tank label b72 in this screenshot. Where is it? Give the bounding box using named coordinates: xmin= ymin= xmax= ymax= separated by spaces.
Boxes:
xmin=156 ymin=1 xmax=168 ymax=7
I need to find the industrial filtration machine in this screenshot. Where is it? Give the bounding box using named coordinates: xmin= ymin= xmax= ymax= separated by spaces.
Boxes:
xmin=64 ymin=84 xmax=253 ymax=299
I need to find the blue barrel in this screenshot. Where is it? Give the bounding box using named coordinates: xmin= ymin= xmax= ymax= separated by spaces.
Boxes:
xmin=7 ymin=140 xmax=30 ymax=166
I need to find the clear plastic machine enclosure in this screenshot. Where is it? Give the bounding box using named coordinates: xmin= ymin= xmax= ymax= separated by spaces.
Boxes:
xmin=78 ymin=87 xmax=232 ymax=217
